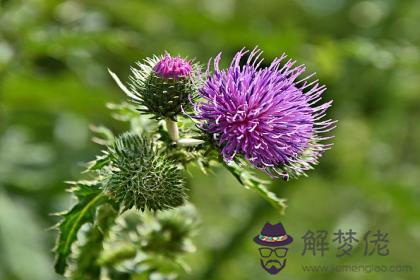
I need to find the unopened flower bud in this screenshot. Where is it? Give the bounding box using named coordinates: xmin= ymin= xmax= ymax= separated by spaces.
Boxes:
xmin=110 ymin=54 xmax=201 ymax=120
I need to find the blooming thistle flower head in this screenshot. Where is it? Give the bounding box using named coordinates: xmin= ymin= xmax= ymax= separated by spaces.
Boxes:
xmin=153 ymin=54 xmax=192 ymax=79
xmin=116 ymin=53 xmax=201 ymax=120
xmin=194 ymin=48 xmax=336 ymax=179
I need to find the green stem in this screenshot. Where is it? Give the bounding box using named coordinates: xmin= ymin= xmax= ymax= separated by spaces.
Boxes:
xmin=165 ymin=119 xmax=179 ymax=141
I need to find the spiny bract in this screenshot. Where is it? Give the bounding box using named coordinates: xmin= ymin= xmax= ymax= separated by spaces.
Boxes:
xmin=104 ymin=133 xmax=187 ymax=211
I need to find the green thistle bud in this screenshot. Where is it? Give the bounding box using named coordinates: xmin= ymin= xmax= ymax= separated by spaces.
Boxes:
xmin=109 ymin=54 xmax=201 ymax=120
xmin=104 ymin=133 xmax=187 ymax=211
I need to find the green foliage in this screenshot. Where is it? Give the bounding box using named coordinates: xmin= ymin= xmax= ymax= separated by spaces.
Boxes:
xmin=224 ymin=161 xmax=287 ymax=214
xmin=70 ymin=225 xmax=103 ymax=280
xmin=53 ymin=184 xmax=108 ymax=274
xmin=155 ymin=124 xmax=219 ymax=173
xmin=69 ymin=204 xmax=117 ymax=280
xmin=99 ymin=204 xmax=198 ymax=279
xmin=104 ymin=133 xmax=188 ymax=212
xmin=51 ymin=104 xmax=198 ymax=278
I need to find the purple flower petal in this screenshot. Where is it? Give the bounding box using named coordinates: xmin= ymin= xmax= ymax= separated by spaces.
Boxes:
xmin=153 ymin=53 xmax=192 ymax=79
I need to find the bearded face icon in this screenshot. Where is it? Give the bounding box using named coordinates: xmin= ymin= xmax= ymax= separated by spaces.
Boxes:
xmin=253 ymin=223 xmax=293 ymax=275
xmin=258 ymin=247 xmax=288 ymax=274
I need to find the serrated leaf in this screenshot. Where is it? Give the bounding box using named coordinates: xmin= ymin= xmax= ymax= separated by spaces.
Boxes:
xmin=66 ymin=180 xmax=101 ymax=199
xmin=54 ymin=190 xmax=107 ymax=274
xmin=224 ymin=162 xmax=287 ymax=215
xmin=70 ymin=204 xmax=117 ymax=280
xmin=90 ymin=125 xmax=115 ymax=146
xmin=85 ymin=152 xmax=111 ymax=172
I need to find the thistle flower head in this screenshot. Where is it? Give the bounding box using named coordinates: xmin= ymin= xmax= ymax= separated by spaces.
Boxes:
xmin=114 ymin=54 xmax=201 ymax=120
xmin=194 ymin=48 xmax=336 ymax=179
xmin=153 ymin=53 xmax=192 ymax=79
xmin=104 ymin=133 xmax=187 ymax=211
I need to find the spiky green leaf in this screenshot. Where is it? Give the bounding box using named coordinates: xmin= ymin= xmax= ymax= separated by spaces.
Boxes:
xmin=53 ymin=188 xmax=107 ymax=274
xmin=66 ymin=180 xmax=101 ymax=199
xmin=224 ymin=161 xmax=287 ymax=214
xmin=85 ymin=152 xmax=111 ymax=172
xmin=69 ymin=204 xmax=117 ymax=280
xmin=90 ymin=124 xmax=115 ymax=146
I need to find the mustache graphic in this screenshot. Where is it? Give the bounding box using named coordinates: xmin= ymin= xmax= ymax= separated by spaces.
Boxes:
xmin=264 ymin=259 xmax=282 ymax=266
xmin=260 ymin=259 xmax=287 ymax=275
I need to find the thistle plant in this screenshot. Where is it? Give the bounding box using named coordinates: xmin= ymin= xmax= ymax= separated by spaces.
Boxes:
xmin=53 ymin=48 xmax=335 ymax=279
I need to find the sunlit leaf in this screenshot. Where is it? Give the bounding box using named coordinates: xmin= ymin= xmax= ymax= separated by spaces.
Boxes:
xmin=53 ymin=187 xmax=107 ymax=274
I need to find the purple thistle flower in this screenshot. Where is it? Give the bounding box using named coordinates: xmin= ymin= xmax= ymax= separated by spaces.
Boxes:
xmin=193 ymin=48 xmax=336 ymax=179
xmin=153 ymin=53 xmax=192 ymax=79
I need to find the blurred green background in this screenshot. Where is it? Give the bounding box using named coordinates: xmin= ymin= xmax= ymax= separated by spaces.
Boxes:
xmin=1 ymin=0 xmax=419 ymax=279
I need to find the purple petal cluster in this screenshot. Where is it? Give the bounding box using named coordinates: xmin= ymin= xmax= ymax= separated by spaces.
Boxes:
xmin=194 ymin=48 xmax=336 ymax=179
xmin=153 ymin=54 xmax=192 ymax=79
